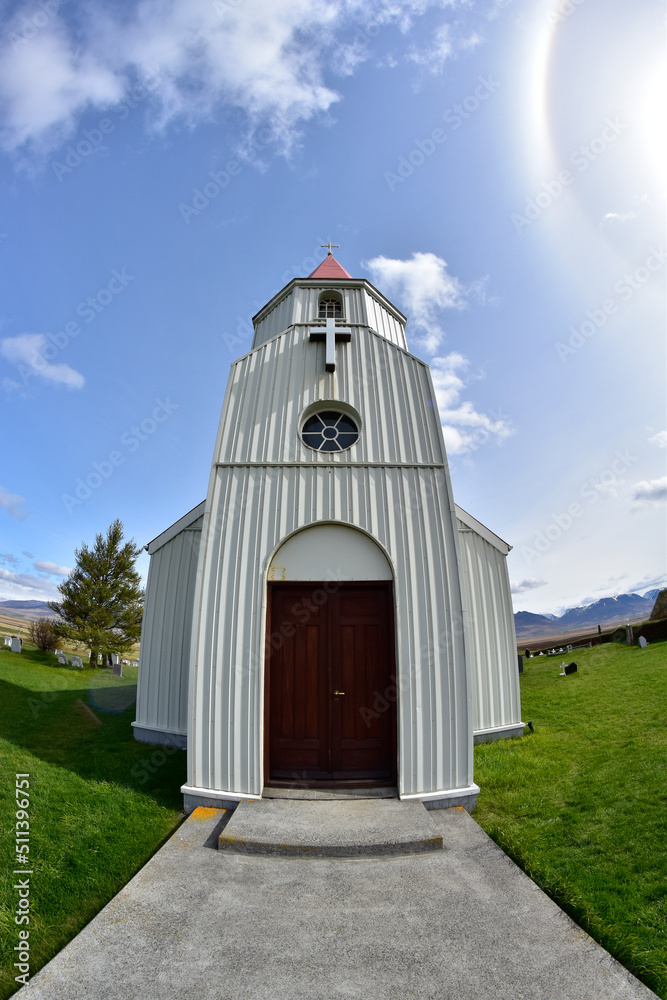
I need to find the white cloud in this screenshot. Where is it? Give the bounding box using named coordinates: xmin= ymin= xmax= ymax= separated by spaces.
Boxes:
xmin=648 ymin=430 xmax=667 ymax=447
xmin=601 ymin=211 xmax=637 ymax=226
xmin=511 ymin=578 xmax=547 ymax=595
xmin=365 ymin=251 xmax=466 ymax=351
xmin=0 ymin=0 xmax=458 ymax=156
xmin=0 ymin=28 xmax=124 ymax=153
xmin=430 ymin=353 xmax=513 ymax=454
xmin=0 ymin=567 xmax=61 ymax=599
xmin=0 ymin=486 xmax=29 ymax=521
xmin=0 ymin=552 xmax=19 ymax=565
xmin=408 ymin=23 xmax=453 ymax=74
xmin=1 ymin=333 xmax=84 ymax=389
xmin=358 ymin=254 xmax=511 ymax=452
xmin=630 ymin=477 xmax=667 ymax=506
xmin=34 ymin=560 xmax=72 ymax=577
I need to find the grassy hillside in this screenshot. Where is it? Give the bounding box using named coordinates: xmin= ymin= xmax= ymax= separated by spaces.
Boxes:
xmin=474 ymin=641 xmax=667 ymax=997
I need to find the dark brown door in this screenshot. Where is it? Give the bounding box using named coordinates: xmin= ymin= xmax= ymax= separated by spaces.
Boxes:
xmin=266 ymin=582 xmax=395 ymax=785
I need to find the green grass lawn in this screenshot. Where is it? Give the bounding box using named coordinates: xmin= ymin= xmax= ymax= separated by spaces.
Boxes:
xmin=474 ymin=641 xmax=667 ymax=998
xmin=1 ymin=640 xmax=665 ymax=998
xmin=0 ymin=644 xmax=186 ymax=999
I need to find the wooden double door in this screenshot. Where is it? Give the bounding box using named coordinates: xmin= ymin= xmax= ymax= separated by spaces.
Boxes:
xmin=266 ymin=582 xmax=396 ymax=785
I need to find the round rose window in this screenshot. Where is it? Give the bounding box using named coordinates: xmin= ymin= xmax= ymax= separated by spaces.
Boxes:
xmin=301 ymin=410 xmax=359 ymax=453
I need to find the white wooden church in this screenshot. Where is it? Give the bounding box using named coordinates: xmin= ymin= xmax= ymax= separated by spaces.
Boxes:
xmin=133 ymin=250 xmax=522 ymax=812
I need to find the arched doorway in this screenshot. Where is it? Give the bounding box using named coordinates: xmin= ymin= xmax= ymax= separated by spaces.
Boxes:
xmin=264 ymin=524 xmax=396 ymax=787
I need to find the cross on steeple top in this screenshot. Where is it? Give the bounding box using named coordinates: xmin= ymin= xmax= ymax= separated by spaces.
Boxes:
xmin=321 ymin=242 xmax=339 ymax=255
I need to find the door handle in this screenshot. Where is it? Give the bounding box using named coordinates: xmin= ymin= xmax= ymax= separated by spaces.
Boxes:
xmin=333 ymin=690 xmax=345 ymax=696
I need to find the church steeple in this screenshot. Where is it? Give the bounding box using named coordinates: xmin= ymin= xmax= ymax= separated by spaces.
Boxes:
xmin=307 ymin=249 xmax=353 ymax=280
xmin=251 ymin=247 xmax=408 ymax=353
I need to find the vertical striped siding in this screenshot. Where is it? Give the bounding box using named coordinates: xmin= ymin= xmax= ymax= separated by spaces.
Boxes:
xmin=457 ymin=522 xmax=521 ymax=733
xmin=135 ymin=517 xmax=203 ymax=735
xmin=219 ymin=326 xmax=443 ymax=467
xmin=189 ymin=465 xmax=469 ymax=798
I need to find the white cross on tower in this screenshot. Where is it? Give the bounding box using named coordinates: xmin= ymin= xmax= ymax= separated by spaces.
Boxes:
xmin=309 ymin=317 xmax=352 ymax=372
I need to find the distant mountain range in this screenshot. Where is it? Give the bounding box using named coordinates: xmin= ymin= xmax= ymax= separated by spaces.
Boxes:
xmin=2 ymin=591 xmax=663 ymax=642
xmin=515 ymin=590 xmax=661 ymax=641
xmin=0 ymin=600 xmax=53 ymax=620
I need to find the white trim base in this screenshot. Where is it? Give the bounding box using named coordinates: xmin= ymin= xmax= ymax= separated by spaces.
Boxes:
xmin=132 ymin=722 xmax=187 ymax=749
xmin=181 ymin=784 xmax=262 ymax=814
xmin=401 ymin=783 xmax=480 ymax=813
xmin=473 ymin=722 xmax=525 ymax=744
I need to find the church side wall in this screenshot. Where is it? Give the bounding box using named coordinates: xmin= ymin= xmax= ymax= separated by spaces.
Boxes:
xmin=456 ymin=522 xmax=522 ymax=737
xmin=134 ymin=517 xmax=203 ymax=743
xmin=188 ymin=465 xmax=471 ymax=799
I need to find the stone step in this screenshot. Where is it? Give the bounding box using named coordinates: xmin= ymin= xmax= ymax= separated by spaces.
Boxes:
xmin=218 ymin=797 xmax=444 ymax=858
xmin=262 ymin=785 xmax=398 ymax=800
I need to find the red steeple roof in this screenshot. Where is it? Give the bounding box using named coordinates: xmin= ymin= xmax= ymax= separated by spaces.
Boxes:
xmin=308 ymin=254 xmax=353 ymax=280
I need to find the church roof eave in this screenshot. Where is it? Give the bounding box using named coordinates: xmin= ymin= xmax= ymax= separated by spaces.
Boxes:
xmin=145 ymin=500 xmax=206 ymax=555
xmin=455 ymin=504 xmax=512 ymax=555
xmin=251 ymin=276 xmax=407 ymax=330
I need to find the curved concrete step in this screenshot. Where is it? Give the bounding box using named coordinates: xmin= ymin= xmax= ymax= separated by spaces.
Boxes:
xmin=217 ymin=797 xmax=444 ymax=858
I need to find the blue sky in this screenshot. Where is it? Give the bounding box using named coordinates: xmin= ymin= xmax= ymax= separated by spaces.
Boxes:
xmin=0 ymin=0 xmax=664 ymax=615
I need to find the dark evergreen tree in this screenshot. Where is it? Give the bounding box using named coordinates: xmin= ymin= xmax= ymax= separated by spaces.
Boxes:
xmin=49 ymin=519 xmax=144 ymax=667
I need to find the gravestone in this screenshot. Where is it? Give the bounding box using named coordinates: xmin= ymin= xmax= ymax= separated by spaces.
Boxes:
xmin=563 ymin=662 xmax=577 ymax=675
xmin=4 ymin=636 xmax=11 ymax=646
xmin=10 ymin=637 xmax=21 ymax=653
xmin=638 ymin=636 xmax=648 ymax=649
xmin=517 ymin=654 xmax=524 ymax=675
xmin=70 ymin=655 xmax=83 ymax=668
xmin=111 ymin=654 xmax=120 ymax=666
xmin=112 ymin=662 xmax=123 ymax=677
xmin=56 ymin=653 xmax=68 ymax=665
xmin=625 ymin=624 xmax=634 ymax=646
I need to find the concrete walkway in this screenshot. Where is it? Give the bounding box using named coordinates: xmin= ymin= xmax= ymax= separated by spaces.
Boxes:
xmin=18 ymin=803 xmax=657 ymax=1000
